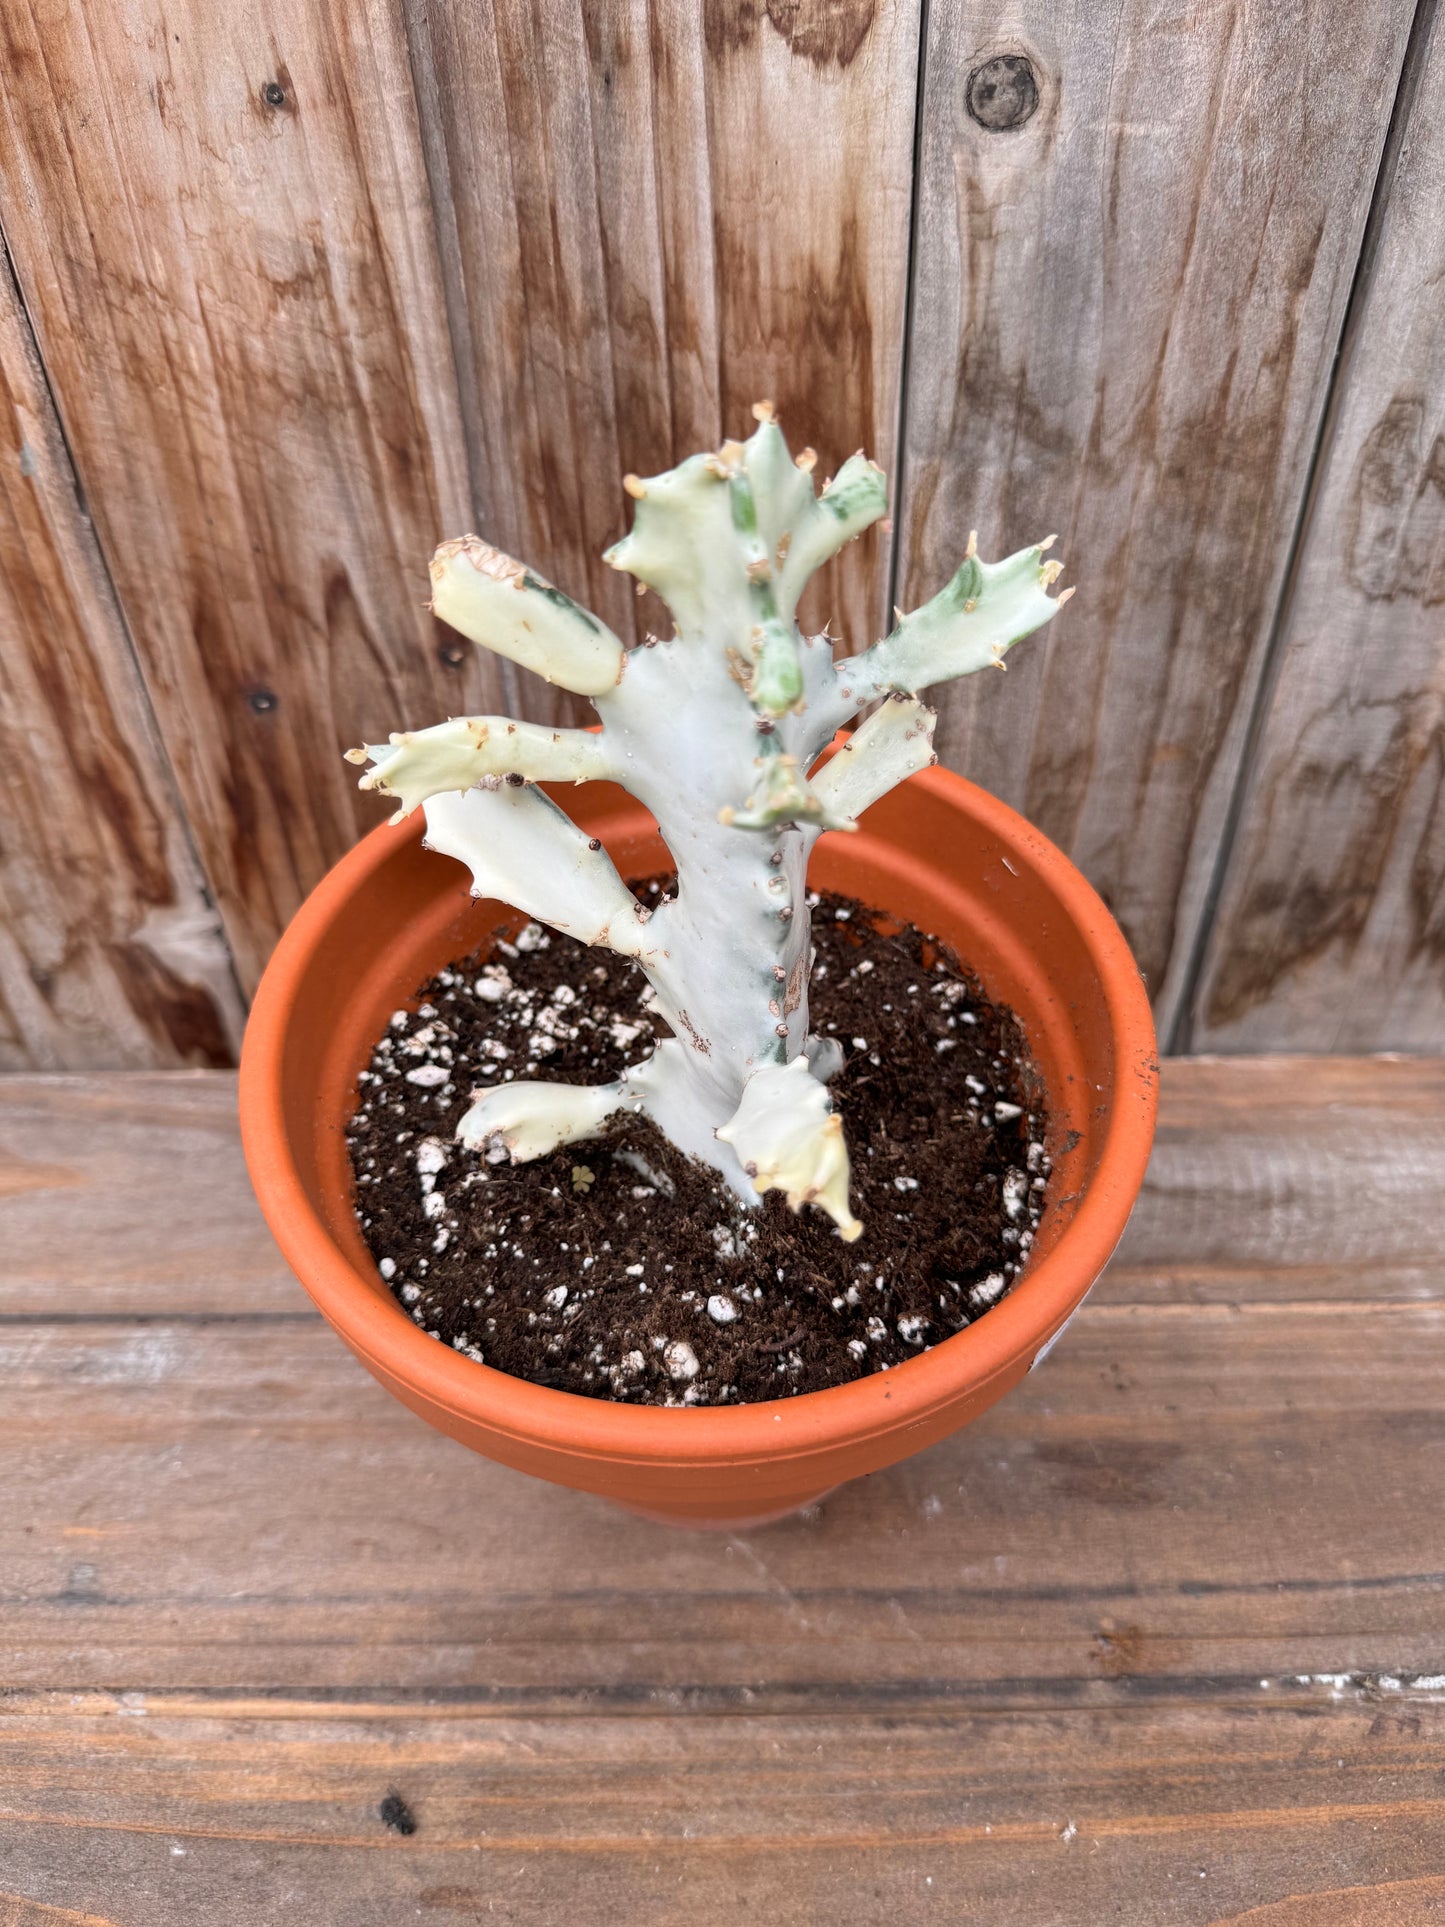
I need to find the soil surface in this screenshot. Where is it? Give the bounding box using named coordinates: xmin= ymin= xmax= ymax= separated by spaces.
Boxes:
xmin=346 ymin=886 xmax=1049 ymax=1406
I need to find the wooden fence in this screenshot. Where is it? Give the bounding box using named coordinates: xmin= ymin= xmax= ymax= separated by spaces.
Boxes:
xmin=0 ymin=0 xmax=1440 ymax=1069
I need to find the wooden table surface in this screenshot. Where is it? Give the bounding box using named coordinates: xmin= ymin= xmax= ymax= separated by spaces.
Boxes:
xmin=2 ymin=1058 xmax=1444 ymax=1925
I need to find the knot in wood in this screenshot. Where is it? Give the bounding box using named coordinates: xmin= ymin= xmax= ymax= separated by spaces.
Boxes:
xmin=966 ymin=53 xmax=1039 ymax=132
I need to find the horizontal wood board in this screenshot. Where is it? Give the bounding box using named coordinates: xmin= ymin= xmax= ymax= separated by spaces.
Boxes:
xmin=1 ymin=1059 xmax=1443 ymax=1920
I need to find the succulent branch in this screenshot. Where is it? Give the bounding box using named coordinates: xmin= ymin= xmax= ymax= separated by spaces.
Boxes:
xmin=808 ymin=694 xmax=937 ymax=828
xmin=457 ymin=1077 xmax=628 ymax=1162
xmin=716 ymin=1057 xmax=862 ymax=1241
xmin=838 ymin=532 xmax=1068 ymax=708
xmin=421 ymin=785 xmax=651 ymax=957
xmin=346 ymin=717 xmax=610 ymax=821
xmin=430 ymin=536 xmax=626 ymax=695
xmin=719 ymin=738 xmax=852 ymax=833
xmin=353 ymin=411 xmax=1069 ymax=1240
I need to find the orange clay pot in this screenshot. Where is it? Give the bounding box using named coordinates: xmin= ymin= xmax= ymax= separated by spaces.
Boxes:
xmin=240 ymin=764 xmax=1157 ymax=1528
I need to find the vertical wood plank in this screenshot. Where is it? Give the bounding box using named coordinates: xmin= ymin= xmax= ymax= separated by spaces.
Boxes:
xmin=1193 ymin=6 xmax=1445 ymax=1051
xmin=0 ymin=250 xmax=242 ymax=1069
xmin=404 ymin=0 xmax=922 ymax=721
xmin=898 ymin=0 xmax=1416 ymax=1035
xmin=0 ymin=0 xmax=495 ymax=990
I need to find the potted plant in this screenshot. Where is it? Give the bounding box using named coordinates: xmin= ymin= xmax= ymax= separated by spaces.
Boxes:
xmin=239 ymin=407 xmax=1156 ymax=1527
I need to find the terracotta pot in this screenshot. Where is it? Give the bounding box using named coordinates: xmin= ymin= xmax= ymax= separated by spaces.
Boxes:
xmin=240 ymin=765 xmax=1157 ymax=1527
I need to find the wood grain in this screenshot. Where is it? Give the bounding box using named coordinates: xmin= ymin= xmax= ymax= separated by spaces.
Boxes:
xmin=0 ymin=0 xmax=497 ymax=992
xmin=5 ymin=1058 xmax=1443 ymax=1320
xmin=0 ymin=1900 xmax=118 ymax=1927
xmin=1110 ymin=1054 xmax=1445 ymax=1295
xmin=404 ymin=0 xmax=920 ymax=716
xmin=897 ymin=0 xmax=1417 ymax=1039
xmin=0 ymin=1073 xmax=295 ymax=1317
xmin=0 ymin=251 xmax=242 ymax=1070
xmin=0 ymin=1706 xmax=1443 ymax=1925
xmin=1 ymin=1060 xmax=1444 ymax=1919
xmin=1193 ymin=8 xmax=1445 ymax=1052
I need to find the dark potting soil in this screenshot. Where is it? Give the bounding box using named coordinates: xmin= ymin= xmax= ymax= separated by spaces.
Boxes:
xmin=346 ymin=886 xmax=1050 ymax=1407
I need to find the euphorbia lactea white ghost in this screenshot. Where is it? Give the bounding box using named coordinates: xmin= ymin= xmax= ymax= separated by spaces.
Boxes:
xmin=351 ymin=406 xmax=1069 ymax=1241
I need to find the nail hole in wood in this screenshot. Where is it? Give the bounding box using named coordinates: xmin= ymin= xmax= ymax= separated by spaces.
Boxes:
xmin=379 ymin=1790 xmax=417 ymax=1836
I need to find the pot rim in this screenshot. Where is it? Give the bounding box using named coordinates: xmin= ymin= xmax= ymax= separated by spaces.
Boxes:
xmin=239 ymin=765 xmax=1157 ymax=1472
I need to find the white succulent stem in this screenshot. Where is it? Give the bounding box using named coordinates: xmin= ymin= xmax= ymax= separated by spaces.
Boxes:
xmin=590 ymin=638 xmax=820 ymax=1187
xmin=352 ymin=410 xmax=1069 ymax=1239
